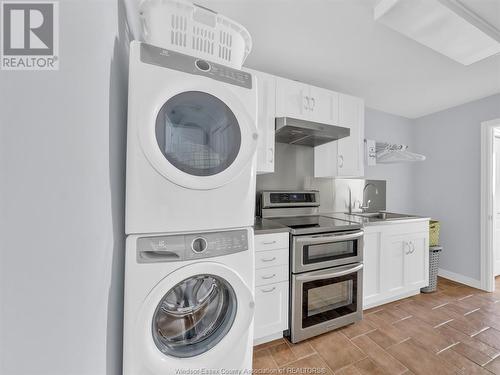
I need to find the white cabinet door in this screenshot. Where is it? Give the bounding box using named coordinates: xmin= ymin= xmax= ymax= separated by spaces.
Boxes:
xmin=313 ymin=94 xmax=364 ymax=178
xmin=337 ymin=94 xmax=364 ymax=177
xmin=380 ymin=235 xmax=405 ymax=294
xmin=276 ymin=78 xmax=310 ymax=121
xmin=248 ymin=69 xmax=276 ymax=174
xmin=404 ymin=234 xmax=429 ymax=289
xmin=363 ymin=231 xmax=381 ymax=301
xmin=309 ymin=86 xmax=339 ymax=125
xmin=314 ymin=141 xmax=339 ymax=177
xmin=254 ymin=282 xmax=289 ymax=340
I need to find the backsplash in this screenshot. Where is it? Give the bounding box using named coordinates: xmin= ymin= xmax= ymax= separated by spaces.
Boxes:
xmin=256 ymin=143 xmax=313 ymax=191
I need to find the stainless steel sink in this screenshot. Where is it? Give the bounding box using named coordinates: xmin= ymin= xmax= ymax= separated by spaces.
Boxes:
xmin=351 ymin=212 xmax=418 ymax=221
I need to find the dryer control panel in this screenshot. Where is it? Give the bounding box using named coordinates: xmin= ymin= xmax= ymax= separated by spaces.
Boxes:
xmin=140 ymin=43 xmax=252 ymax=89
xmin=137 ymin=229 xmax=249 ymax=263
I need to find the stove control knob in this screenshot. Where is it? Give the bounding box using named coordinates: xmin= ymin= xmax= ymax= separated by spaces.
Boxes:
xmin=191 ymin=237 xmax=208 ymax=253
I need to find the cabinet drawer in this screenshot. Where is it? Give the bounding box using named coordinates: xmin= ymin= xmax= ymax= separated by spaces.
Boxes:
xmin=255 ymin=248 xmax=289 ymax=269
xmin=254 ymin=281 xmax=289 ymax=341
xmin=255 ymin=265 xmax=288 ymax=286
xmin=255 ymin=233 xmax=289 ymax=252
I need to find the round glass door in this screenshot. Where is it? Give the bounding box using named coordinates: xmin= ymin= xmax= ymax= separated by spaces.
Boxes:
xmin=155 ymin=91 xmax=242 ymax=177
xmin=152 ymin=274 xmax=237 ymax=358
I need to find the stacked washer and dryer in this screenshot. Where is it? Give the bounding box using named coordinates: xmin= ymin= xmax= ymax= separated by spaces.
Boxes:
xmin=123 ymin=2 xmax=258 ymax=374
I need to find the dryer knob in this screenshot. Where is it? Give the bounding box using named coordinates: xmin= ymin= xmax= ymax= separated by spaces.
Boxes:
xmin=191 ymin=237 xmax=208 ymax=253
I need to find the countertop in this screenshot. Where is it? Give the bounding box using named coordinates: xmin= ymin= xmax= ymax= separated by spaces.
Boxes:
xmin=254 ymin=212 xmax=430 ymax=234
xmin=253 ymin=217 xmax=290 ymax=235
xmin=321 ymin=212 xmax=431 ymax=226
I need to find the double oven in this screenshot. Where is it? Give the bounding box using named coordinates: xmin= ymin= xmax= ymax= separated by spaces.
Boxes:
xmin=258 ymin=191 xmax=364 ymax=343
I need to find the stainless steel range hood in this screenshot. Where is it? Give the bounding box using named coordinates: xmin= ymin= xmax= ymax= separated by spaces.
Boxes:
xmin=275 ymin=117 xmax=350 ymax=147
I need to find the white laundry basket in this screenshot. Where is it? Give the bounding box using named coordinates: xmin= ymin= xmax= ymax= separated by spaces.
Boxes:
xmin=139 ymin=0 xmax=252 ymax=69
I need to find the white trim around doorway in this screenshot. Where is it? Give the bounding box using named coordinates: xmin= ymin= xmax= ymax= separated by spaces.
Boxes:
xmin=480 ymin=118 xmax=500 ymax=292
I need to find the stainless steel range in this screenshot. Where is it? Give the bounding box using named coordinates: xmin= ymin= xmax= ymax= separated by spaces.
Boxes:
xmin=257 ymin=190 xmax=364 ymax=343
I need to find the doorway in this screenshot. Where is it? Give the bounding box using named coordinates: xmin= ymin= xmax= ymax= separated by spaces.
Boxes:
xmin=494 ymin=131 xmax=500 ymax=276
xmin=481 ymin=119 xmax=500 ymax=291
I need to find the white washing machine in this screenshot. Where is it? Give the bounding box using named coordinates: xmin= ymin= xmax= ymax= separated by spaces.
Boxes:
xmin=126 ymin=41 xmax=259 ymax=235
xmin=123 ymin=227 xmax=255 ymax=374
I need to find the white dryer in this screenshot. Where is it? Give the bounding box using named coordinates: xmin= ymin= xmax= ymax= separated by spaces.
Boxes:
xmin=126 ymin=41 xmax=259 ymax=235
xmin=123 ymin=228 xmax=255 ymax=374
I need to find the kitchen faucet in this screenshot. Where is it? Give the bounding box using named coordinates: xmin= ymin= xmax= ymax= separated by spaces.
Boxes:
xmin=361 ymin=183 xmax=379 ymax=212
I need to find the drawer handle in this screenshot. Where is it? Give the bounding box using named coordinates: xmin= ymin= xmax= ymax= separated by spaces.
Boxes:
xmin=261 ymin=273 xmax=276 ymax=280
xmin=261 ymin=286 xmax=276 ymax=293
xmin=261 ymin=257 xmax=276 ymax=262
xmin=262 ymin=241 xmax=277 ymax=245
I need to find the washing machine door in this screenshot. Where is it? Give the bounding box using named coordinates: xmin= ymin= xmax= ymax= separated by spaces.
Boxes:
xmin=138 ymin=262 xmax=254 ymax=364
xmin=140 ymin=85 xmax=258 ymax=190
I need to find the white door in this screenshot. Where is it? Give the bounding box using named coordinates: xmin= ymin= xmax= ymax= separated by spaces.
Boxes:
xmin=308 ymin=86 xmax=339 ymax=126
xmin=276 ymin=78 xmax=310 ymax=121
xmin=404 ymin=235 xmax=429 ymax=289
xmin=337 ymin=94 xmax=364 ymax=177
xmin=495 ymin=136 xmax=500 ymax=276
xmin=248 ymin=69 xmax=276 ymax=174
xmin=254 ymin=282 xmax=288 ymax=340
xmin=380 ymin=235 xmax=405 ymax=293
xmin=363 ymin=231 xmax=381 ymax=302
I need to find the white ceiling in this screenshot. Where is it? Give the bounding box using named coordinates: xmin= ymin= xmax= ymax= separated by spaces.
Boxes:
xmin=126 ymin=0 xmax=500 ymax=118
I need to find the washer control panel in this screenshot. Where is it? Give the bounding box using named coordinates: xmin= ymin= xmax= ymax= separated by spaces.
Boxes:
xmin=137 ymin=229 xmax=249 ymax=263
xmin=140 ymin=43 xmax=252 ymax=89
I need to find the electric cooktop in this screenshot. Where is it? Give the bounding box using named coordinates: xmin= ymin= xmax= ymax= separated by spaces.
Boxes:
xmin=269 ymin=215 xmax=362 ymax=235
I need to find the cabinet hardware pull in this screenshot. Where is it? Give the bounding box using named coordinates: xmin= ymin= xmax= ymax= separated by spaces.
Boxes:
xmin=262 ymin=273 xmax=276 ymax=279
xmin=261 ymin=257 xmax=276 ymax=262
xmin=338 ymin=155 xmax=344 ymax=168
xmin=262 ymin=241 xmax=277 ymax=245
xmin=311 ymin=97 xmax=316 ymax=110
xmin=269 ymin=147 xmax=274 ymax=163
xmin=261 ymin=287 xmax=276 ymax=293
xmin=405 ymin=241 xmax=411 ymax=255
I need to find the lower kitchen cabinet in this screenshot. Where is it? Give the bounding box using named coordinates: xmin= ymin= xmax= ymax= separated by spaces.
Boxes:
xmin=253 ymin=232 xmax=289 ymax=345
xmin=254 ymin=281 xmax=289 ymax=343
xmin=363 ymin=221 xmax=429 ymax=309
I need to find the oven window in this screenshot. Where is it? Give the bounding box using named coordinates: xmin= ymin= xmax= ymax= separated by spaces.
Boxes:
xmin=302 ymin=274 xmax=358 ymax=328
xmin=303 ymin=240 xmax=357 ymax=265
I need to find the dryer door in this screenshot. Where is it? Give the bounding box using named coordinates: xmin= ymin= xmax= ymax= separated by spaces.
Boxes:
xmin=140 ymin=88 xmax=258 ymax=190
xmin=137 ymin=262 xmax=254 ymax=362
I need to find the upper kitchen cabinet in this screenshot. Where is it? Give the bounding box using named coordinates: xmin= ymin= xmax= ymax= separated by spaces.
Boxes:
xmin=276 ymin=77 xmax=339 ymax=126
xmin=246 ymin=69 xmax=276 ymax=174
xmin=314 ymin=93 xmax=365 ymax=178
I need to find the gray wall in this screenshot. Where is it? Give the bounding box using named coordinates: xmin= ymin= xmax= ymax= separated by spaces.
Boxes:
xmin=413 ymin=94 xmax=500 ymax=282
xmin=364 ymin=108 xmax=416 ymax=213
xmin=0 ymin=1 xmax=129 ymax=374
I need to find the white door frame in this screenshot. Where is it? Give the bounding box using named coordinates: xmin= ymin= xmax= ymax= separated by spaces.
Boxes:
xmin=480 ymin=118 xmax=500 ymax=292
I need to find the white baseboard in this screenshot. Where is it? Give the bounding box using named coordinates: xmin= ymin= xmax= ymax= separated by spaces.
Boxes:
xmin=438 ymin=268 xmax=482 ymax=289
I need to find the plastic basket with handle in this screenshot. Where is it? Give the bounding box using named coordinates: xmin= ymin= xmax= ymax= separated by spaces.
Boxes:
xmin=139 ymin=0 xmax=252 ymax=69
xmin=429 ymin=220 xmax=440 ymax=247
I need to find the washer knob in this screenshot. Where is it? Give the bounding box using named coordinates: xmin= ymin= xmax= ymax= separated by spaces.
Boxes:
xmin=191 ymin=237 xmax=208 ymax=253
xmin=195 ymin=59 xmax=211 ymax=72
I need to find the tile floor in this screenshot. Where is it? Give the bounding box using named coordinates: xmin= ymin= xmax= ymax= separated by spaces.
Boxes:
xmin=253 ymin=277 xmax=500 ymax=374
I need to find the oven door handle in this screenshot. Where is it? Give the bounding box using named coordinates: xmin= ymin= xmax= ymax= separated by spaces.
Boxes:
xmin=295 ymin=230 xmax=364 ymax=245
xmin=295 ymin=263 xmax=363 ymax=282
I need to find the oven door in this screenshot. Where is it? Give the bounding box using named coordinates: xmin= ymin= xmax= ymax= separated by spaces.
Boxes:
xmin=292 ymin=230 xmax=363 ymax=273
xmin=290 ymin=263 xmax=363 ymax=343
